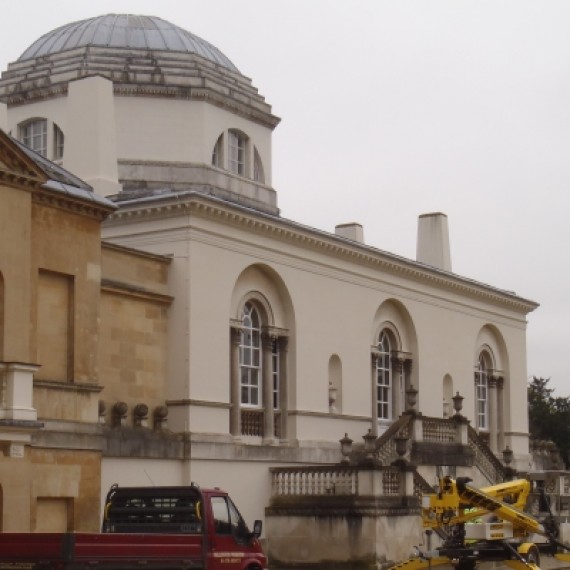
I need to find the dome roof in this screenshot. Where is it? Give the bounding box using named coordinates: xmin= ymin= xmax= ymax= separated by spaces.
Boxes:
xmin=18 ymin=14 xmax=239 ymax=72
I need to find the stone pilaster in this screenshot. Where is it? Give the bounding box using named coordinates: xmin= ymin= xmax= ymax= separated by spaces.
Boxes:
xmin=229 ymin=326 xmax=242 ymax=438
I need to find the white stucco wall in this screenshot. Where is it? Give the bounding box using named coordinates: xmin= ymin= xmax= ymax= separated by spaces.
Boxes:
xmin=102 ymin=199 xmax=532 ymax=458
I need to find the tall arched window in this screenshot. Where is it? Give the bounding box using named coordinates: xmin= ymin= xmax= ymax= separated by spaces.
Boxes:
xmin=240 ymin=302 xmax=261 ymax=408
xmin=475 ymin=353 xmax=490 ymax=430
xmin=376 ymin=331 xmax=392 ymax=420
xmin=230 ymin=297 xmax=289 ymax=442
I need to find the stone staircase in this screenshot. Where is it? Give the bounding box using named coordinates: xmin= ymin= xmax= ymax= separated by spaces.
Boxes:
xmin=265 ymin=410 xmax=509 ymax=569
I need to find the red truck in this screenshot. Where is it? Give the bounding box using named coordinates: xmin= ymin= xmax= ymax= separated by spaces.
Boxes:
xmin=0 ymin=484 xmax=267 ymax=570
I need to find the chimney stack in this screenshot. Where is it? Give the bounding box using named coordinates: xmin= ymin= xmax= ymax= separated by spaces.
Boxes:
xmin=335 ymin=223 xmax=364 ymax=244
xmin=416 ymin=213 xmax=451 ymax=272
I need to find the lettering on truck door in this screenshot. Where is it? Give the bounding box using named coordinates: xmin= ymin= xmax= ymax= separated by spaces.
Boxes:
xmin=210 ymin=495 xmax=252 ymax=569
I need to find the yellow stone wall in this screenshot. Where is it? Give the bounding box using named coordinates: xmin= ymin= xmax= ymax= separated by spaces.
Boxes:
xmin=99 ymin=243 xmax=171 ymax=425
xmin=31 ymin=201 xmax=102 ymax=386
xmin=0 ymin=182 xmax=32 ymax=362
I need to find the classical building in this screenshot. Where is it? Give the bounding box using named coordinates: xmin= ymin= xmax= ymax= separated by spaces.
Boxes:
xmin=0 ymin=14 xmax=538 ymax=536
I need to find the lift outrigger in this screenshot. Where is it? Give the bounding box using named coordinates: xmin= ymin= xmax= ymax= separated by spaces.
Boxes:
xmin=390 ymin=476 xmax=570 ymax=570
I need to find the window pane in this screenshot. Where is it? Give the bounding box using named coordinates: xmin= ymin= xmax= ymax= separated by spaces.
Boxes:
xmin=21 ymin=119 xmax=47 ymax=157
xmin=229 ymin=131 xmax=246 ymax=175
xmin=239 ymin=303 xmax=262 ymax=407
xmin=211 ymin=497 xmax=232 ymax=535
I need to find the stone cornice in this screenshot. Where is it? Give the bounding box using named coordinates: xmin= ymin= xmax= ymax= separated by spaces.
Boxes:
xmin=101 ymin=240 xmax=173 ymax=264
xmin=166 ymin=399 xmax=231 ymax=409
xmin=0 ymin=46 xmax=280 ymax=129
xmin=32 ymin=186 xmax=115 ymax=221
xmin=101 ymin=278 xmax=173 ymax=306
xmin=106 ymin=193 xmax=539 ymax=314
xmin=0 ymin=168 xmax=40 ymax=191
xmin=34 ymin=380 xmax=103 ymax=393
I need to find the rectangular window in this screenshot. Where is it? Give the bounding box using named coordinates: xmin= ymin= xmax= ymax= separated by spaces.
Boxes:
xmin=376 ymin=359 xmax=392 ymax=420
xmin=228 ymin=131 xmax=245 ymax=176
xmin=475 ymin=371 xmax=488 ymax=430
xmin=21 ymin=119 xmax=47 ymax=157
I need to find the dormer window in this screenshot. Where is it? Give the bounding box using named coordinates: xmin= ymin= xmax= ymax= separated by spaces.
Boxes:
xmin=18 ymin=118 xmax=65 ymax=161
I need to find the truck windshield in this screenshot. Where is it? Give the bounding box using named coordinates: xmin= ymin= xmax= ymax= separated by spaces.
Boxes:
xmin=103 ymin=486 xmax=203 ymax=534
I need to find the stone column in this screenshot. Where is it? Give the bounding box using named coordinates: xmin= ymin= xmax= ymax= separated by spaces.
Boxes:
xmin=229 ymin=326 xmax=242 ymax=438
xmin=0 ymin=362 xmax=40 ymax=422
xmin=278 ymin=336 xmax=289 ymax=443
xmin=488 ymin=375 xmax=498 ymax=452
xmin=403 ymin=359 xmax=413 ymax=392
xmin=371 ymin=350 xmax=379 ymax=436
xmin=262 ymin=332 xmax=275 ymax=443
xmin=391 ymin=357 xmax=403 ymax=418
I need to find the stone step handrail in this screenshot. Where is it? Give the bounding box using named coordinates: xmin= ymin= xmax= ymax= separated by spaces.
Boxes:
xmin=467 ymin=424 xmax=505 ymax=484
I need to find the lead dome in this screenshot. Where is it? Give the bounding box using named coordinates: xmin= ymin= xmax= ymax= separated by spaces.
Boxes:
xmin=0 ymin=13 xmax=279 ymax=212
xmin=18 ymin=14 xmax=239 ymax=72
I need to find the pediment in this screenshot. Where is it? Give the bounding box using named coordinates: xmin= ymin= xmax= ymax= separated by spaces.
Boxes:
xmin=0 ymin=129 xmax=46 ymax=189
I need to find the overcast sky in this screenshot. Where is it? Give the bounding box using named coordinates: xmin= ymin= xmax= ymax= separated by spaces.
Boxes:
xmin=2 ymin=1 xmax=569 ymax=395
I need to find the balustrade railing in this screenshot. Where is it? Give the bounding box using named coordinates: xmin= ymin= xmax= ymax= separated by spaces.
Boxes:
xmin=422 ymin=417 xmax=456 ymax=443
xmin=241 ymin=409 xmax=263 ymax=436
xmin=271 ymin=465 xmax=359 ymax=496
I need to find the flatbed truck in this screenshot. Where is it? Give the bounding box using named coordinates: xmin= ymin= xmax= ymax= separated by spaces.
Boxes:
xmin=0 ymin=483 xmax=266 ymax=570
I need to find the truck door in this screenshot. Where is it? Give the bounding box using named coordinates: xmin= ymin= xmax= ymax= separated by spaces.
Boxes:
xmin=209 ymin=495 xmax=255 ymax=569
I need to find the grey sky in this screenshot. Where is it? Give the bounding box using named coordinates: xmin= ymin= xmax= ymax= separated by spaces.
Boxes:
xmin=2 ymin=0 xmax=569 ymax=395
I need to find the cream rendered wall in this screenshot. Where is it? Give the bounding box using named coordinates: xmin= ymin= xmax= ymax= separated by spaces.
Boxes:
xmin=102 ymin=457 xmax=271 ymax=539
xmin=202 ymin=104 xmax=273 ymax=184
xmin=103 ymin=205 xmax=531 ymax=456
xmin=4 ymin=77 xmax=121 ymax=196
xmin=101 ymin=458 xmax=185 ymax=519
xmin=4 ymin=97 xmax=68 ymax=144
xmin=66 ymin=77 xmax=120 ymax=196
xmin=190 ymin=459 xmax=275 ymax=536
xmin=114 ymin=97 xmax=273 ymax=183
xmin=0 ymin=102 xmax=6 ymax=132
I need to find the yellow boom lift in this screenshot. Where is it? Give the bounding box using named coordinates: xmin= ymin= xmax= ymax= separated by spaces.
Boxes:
xmin=391 ymin=476 xmax=570 ymax=570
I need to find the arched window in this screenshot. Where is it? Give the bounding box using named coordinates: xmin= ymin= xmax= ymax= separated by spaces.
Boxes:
xmin=475 ymin=352 xmax=490 ymax=430
xmin=18 ymin=118 xmax=65 ymax=161
xmin=239 ymin=302 xmax=261 ymax=408
xmin=211 ymin=129 xmax=267 ymax=183
xmin=376 ymin=331 xmax=392 ymax=420
xmin=230 ymin=298 xmax=288 ymax=442
xmin=20 ymin=119 xmax=47 ymax=156
xmin=372 ymin=325 xmax=412 ymax=427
